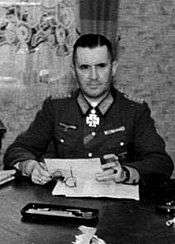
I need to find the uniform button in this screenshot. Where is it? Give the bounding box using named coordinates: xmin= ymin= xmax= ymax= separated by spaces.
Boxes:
xmin=91 ymin=132 xmax=96 ymax=136
xmin=120 ymin=141 xmax=124 ymax=146
xmin=60 ymin=138 xmax=64 ymax=143
xmin=88 ymin=152 xmax=93 ymax=157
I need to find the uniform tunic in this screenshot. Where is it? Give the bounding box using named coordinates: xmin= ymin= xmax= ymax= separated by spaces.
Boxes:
xmin=3 ymin=87 xmax=174 ymax=182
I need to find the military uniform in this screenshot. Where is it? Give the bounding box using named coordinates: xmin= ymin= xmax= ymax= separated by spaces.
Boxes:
xmin=3 ymin=87 xmax=173 ymax=182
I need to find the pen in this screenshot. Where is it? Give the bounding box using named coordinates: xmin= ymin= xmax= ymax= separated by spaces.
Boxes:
xmin=26 ymin=208 xmax=86 ymax=217
xmin=70 ymin=166 xmax=77 ymax=187
xmin=26 ymin=207 xmax=94 ymax=219
xmin=70 ymin=167 xmax=73 ymax=178
xmin=27 ymin=208 xmax=75 ymax=216
xmin=38 ymin=159 xmax=48 ymax=171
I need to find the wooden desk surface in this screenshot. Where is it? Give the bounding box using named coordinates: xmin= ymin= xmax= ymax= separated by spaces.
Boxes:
xmin=0 ymin=177 xmax=175 ymax=244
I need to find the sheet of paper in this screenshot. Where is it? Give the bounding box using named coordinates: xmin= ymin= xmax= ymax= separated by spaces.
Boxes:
xmin=0 ymin=170 xmax=16 ymax=185
xmin=45 ymin=158 xmax=139 ymax=200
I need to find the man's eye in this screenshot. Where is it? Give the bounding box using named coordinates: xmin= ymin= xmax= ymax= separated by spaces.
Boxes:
xmin=79 ymin=65 xmax=89 ymax=70
xmin=98 ymin=63 xmax=107 ymax=68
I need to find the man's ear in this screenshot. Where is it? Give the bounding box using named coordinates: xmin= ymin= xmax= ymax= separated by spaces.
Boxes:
xmin=70 ymin=64 xmax=76 ymax=79
xmin=112 ymin=60 xmax=118 ymax=77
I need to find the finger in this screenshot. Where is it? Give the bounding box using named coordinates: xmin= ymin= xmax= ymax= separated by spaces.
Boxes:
xmin=51 ymin=170 xmax=62 ymax=179
xmin=32 ymin=177 xmax=48 ymax=185
xmin=38 ymin=162 xmax=48 ymax=170
xmin=114 ymin=174 xmax=123 ymax=183
xmin=103 ymin=154 xmax=118 ymax=160
xmin=96 ymin=168 xmax=114 ymax=177
xmin=102 ymin=155 xmax=120 ymax=167
xmin=102 ymin=154 xmax=119 ymax=164
xmin=113 ymin=168 xmax=125 ymax=183
xmin=37 ymin=165 xmax=51 ymax=178
xmin=31 ymin=166 xmax=51 ymax=185
xmin=31 ymin=174 xmax=51 ymax=185
xmin=96 ymin=173 xmax=114 ymax=182
xmin=96 ymin=167 xmax=124 ymax=182
xmin=40 ymin=177 xmax=51 ymax=184
xmin=101 ymin=162 xmax=118 ymax=170
xmin=31 ymin=173 xmax=43 ymax=185
xmin=96 ymin=171 xmax=124 ymax=183
xmin=31 ymin=168 xmax=41 ymax=184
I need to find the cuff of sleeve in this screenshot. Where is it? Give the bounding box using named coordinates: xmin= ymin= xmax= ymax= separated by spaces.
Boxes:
xmin=123 ymin=166 xmax=140 ymax=184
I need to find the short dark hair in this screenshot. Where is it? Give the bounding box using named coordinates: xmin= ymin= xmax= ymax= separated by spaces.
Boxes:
xmin=72 ymin=34 xmax=114 ymax=65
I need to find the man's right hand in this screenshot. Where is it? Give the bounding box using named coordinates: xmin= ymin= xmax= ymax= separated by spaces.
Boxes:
xmin=30 ymin=161 xmax=52 ymax=185
xmin=17 ymin=160 xmax=52 ymax=185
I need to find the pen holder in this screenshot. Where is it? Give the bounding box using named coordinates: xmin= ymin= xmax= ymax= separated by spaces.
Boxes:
xmin=21 ymin=202 xmax=99 ymax=226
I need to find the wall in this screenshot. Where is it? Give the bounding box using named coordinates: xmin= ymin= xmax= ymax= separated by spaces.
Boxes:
xmin=116 ymin=0 xmax=175 ymax=176
xmin=0 ymin=0 xmax=174 ymax=176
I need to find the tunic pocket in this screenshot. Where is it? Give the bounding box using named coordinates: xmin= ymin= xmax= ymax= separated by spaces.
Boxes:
xmin=54 ymin=122 xmax=81 ymax=152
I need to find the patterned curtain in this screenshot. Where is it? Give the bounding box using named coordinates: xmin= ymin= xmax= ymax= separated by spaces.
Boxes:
xmin=79 ymin=0 xmax=119 ymax=59
xmin=0 ymin=0 xmax=79 ymax=87
xmin=0 ymin=0 xmax=119 ymax=86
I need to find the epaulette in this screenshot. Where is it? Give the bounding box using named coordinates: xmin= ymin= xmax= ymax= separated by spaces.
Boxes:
xmin=123 ymin=92 xmax=144 ymax=104
xmin=49 ymin=93 xmax=72 ymax=100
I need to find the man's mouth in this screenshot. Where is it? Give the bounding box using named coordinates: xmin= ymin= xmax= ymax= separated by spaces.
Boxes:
xmin=87 ymin=83 xmax=100 ymax=88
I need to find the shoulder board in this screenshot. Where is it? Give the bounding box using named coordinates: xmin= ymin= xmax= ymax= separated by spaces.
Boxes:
xmin=123 ymin=92 xmax=144 ymax=104
xmin=50 ymin=93 xmax=72 ymax=100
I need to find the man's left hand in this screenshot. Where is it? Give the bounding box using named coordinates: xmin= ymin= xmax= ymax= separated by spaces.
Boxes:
xmin=96 ymin=154 xmax=127 ymax=183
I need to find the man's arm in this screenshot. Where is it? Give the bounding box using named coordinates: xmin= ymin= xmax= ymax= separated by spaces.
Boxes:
xmin=96 ymin=102 xmax=173 ymax=185
xmin=125 ymin=102 xmax=174 ymax=183
xmin=96 ymin=154 xmax=140 ymax=184
xmin=3 ymin=97 xmax=54 ymax=169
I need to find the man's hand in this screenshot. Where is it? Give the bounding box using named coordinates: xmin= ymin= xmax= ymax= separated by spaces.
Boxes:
xmin=96 ymin=154 xmax=127 ymax=183
xmin=18 ymin=160 xmax=53 ymax=185
xmin=31 ymin=161 xmax=52 ymax=185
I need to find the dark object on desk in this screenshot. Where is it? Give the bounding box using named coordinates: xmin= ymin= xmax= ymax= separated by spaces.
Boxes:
xmin=21 ymin=202 xmax=99 ymax=225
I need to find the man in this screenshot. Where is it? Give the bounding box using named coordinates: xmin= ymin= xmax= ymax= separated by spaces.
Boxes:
xmin=3 ymin=34 xmax=174 ymax=185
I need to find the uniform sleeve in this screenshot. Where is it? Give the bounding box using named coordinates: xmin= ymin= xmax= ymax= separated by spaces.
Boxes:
xmin=125 ymin=102 xmax=174 ymax=182
xmin=3 ymin=97 xmax=54 ymax=169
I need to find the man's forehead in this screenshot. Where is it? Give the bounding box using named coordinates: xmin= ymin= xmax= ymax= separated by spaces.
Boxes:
xmin=75 ymin=46 xmax=110 ymax=64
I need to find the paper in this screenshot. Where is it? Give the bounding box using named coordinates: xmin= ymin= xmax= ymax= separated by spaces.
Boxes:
xmin=45 ymin=158 xmax=139 ymax=200
xmin=0 ymin=170 xmax=16 ymax=185
xmin=72 ymin=225 xmax=106 ymax=244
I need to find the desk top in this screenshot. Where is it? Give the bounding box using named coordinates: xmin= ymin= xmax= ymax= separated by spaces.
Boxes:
xmin=0 ymin=177 xmax=175 ymax=244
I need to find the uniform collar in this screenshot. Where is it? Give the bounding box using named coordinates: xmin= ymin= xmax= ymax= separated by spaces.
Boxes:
xmin=77 ymin=90 xmax=114 ymax=115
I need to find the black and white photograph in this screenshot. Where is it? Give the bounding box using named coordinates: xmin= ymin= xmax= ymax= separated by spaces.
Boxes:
xmin=0 ymin=0 xmax=174 ymax=243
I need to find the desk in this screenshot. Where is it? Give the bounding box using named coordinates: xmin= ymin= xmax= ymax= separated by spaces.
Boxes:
xmin=0 ymin=177 xmax=175 ymax=244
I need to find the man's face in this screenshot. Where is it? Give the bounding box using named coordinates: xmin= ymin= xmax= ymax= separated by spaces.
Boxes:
xmin=74 ymin=46 xmax=116 ymax=99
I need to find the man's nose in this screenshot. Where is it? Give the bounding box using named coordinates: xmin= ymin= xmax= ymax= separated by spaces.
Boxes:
xmin=90 ymin=67 xmax=98 ymax=79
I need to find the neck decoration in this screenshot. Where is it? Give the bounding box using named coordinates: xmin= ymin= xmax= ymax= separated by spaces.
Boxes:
xmin=86 ymin=108 xmax=100 ymax=127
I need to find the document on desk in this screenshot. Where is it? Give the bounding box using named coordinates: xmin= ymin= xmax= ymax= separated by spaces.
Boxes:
xmin=0 ymin=170 xmax=16 ymax=185
xmin=45 ymin=158 xmax=139 ymax=200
